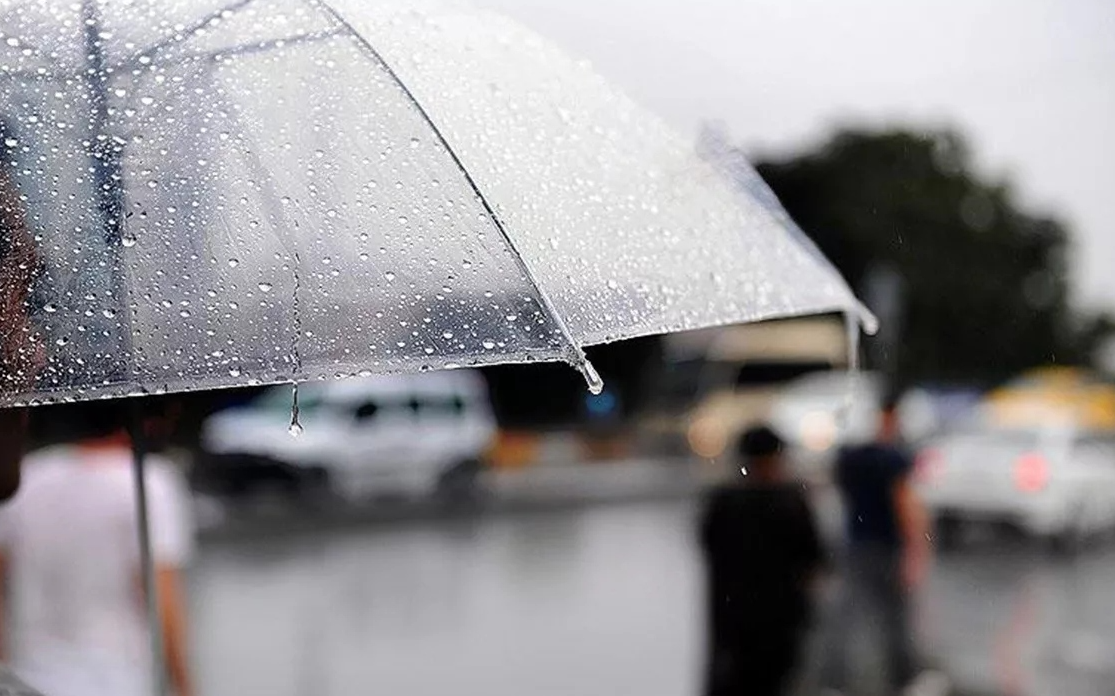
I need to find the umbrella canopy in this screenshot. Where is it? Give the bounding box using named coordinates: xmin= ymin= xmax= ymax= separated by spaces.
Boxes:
xmin=0 ymin=0 xmax=872 ymax=408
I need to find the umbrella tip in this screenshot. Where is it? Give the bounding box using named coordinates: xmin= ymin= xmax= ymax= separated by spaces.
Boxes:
xmin=578 ymin=358 xmax=604 ymax=395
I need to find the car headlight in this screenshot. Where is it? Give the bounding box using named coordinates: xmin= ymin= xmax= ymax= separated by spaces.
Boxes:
xmin=800 ymin=410 xmax=838 ymax=453
xmin=687 ymin=418 xmax=728 ymax=459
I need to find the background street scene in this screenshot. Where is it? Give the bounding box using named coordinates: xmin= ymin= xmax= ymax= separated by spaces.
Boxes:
xmin=189 ymin=482 xmax=1115 ymax=696
xmin=2 ymin=1 xmax=1114 ymax=696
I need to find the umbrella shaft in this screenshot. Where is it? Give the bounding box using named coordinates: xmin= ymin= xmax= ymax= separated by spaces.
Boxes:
xmin=130 ymin=406 xmax=168 ymax=696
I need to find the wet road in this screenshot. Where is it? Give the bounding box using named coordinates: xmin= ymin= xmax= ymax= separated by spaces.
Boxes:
xmin=188 ymin=499 xmax=1115 ymax=696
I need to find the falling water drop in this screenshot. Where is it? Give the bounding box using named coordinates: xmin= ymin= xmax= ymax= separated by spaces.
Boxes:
xmin=740 ymin=466 xmax=749 ymax=476
xmin=288 ymin=383 xmax=303 ymax=437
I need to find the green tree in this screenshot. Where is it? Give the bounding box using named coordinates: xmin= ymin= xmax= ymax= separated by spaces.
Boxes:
xmin=755 ymin=128 xmax=1110 ymax=386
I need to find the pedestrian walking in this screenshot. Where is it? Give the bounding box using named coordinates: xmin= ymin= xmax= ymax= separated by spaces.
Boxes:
xmin=700 ymin=425 xmax=826 ymax=696
xmin=821 ymin=395 xmax=946 ymax=696
xmin=0 ymin=403 xmax=194 ymax=696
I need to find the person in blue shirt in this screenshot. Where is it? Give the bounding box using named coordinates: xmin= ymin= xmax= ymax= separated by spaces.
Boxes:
xmin=822 ymin=395 xmax=933 ymax=695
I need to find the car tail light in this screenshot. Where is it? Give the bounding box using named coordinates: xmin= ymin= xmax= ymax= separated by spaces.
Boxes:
xmin=1014 ymin=452 xmax=1049 ymax=493
xmin=915 ymin=448 xmax=945 ymax=483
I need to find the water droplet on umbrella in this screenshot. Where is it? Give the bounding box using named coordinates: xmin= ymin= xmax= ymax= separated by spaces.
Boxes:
xmin=228 ymin=258 xmax=239 ymax=268
xmin=102 ymin=309 xmax=116 ymax=318
xmin=384 ymin=271 xmax=396 ymax=281
xmin=442 ymin=331 xmax=454 ymax=339
xmin=228 ymin=367 xmax=242 ymax=377
xmin=179 ymin=309 xmax=191 ymax=318
xmin=55 ymin=337 xmax=69 ymax=347
xmin=258 ymin=282 xmax=273 ymax=293
xmin=44 ymin=303 xmax=57 ymax=313
xmin=482 ymin=340 xmax=495 ymax=350
xmin=121 ymin=233 xmax=137 ymax=248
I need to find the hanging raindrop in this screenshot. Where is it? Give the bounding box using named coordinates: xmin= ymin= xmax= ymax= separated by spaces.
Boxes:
xmin=288 ymin=383 xmax=303 ymax=437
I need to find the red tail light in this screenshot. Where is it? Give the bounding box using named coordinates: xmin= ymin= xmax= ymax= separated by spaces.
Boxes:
xmin=915 ymin=448 xmax=945 ymax=483
xmin=1014 ymin=453 xmax=1049 ymax=493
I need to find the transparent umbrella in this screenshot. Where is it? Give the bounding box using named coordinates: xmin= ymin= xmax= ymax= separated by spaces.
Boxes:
xmin=0 ymin=0 xmax=874 ymax=693
xmin=0 ymin=0 xmax=873 ymax=410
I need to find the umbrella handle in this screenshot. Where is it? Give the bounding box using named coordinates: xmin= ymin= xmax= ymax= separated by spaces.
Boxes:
xmin=129 ymin=403 xmax=168 ymax=696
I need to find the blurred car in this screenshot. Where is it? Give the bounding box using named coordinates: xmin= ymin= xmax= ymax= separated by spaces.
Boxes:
xmin=916 ymin=423 xmax=1115 ymax=547
xmin=200 ymin=370 xmax=495 ymax=500
xmin=983 ymin=367 xmax=1115 ymax=431
xmin=651 ymin=316 xmax=850 ymax=459
xmin=767 ymin=371 xmax=940 ymax=479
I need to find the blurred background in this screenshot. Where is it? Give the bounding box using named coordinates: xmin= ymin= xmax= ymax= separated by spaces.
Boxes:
xmin=9 ymin=1 xmax=1115 ymax=695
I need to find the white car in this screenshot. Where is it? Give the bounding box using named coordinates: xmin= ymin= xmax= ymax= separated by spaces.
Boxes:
xmin=916 ymin=425 xmax=1115 ymax=546
xmin=767 ymin=371 xmax=938 ymax=480
xmin=202 ymin=370 xmax=496 ymax=500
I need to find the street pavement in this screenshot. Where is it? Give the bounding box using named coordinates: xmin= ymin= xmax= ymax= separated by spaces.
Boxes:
xmin=187 ymin=464 xmax=1115 ymax=696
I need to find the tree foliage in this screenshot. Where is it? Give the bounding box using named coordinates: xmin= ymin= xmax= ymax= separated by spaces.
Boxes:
xmin=755 ymin=128 xmax=1111 ymax=386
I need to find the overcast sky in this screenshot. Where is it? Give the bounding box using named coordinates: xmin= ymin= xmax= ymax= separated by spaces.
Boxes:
xmin=474 ymin=0 xmax=1115 ymax=311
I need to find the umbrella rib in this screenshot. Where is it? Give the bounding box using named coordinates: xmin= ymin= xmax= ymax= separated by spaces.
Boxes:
xmin=309 ymin=0 xmax=595 ymax=377
xmin=132 ymin=0 xmax=260 ymax=65
xmin=124 ymin=29 xmax=345 ymax=73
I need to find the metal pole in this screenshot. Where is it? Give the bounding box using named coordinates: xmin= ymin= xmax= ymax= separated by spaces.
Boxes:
xmin=129 ymin=402 xmax=168 ymax=696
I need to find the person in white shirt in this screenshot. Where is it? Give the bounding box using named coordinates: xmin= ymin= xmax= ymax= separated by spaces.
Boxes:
xmin=0 ymin=403 xmax=194 ymax=696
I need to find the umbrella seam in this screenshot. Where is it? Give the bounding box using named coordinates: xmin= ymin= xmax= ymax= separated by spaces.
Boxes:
xmin=307 ymin=0 xmax=590 ymax=373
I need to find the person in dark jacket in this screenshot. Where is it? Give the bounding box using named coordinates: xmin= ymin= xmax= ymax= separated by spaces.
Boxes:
xmin=700 ymin=425 xmax=826 ymax=696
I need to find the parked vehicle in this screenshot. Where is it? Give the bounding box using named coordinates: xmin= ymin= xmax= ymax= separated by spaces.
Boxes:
xmin=916 ymin=424 xmax=1115 ymax=548
xmin=199 ymin=370 xmax=496 ymax=501
xmin=643 ymin=315 xmax=850 ymax=459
